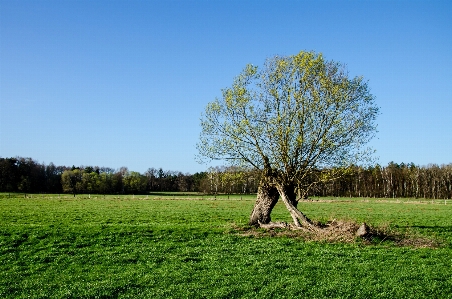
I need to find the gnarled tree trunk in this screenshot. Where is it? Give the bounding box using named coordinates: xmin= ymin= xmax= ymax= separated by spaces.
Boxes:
xmin=249 ymin=179 xmax=279 ymax=226
xmin=276 ymin=183 xmax=317 ymax=230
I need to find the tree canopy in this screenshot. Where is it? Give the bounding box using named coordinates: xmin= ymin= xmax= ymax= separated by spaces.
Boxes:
xmin=198 ymin=50 xmax=379 ymax=227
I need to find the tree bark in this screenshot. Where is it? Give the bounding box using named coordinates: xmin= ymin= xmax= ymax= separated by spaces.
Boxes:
xmin=276 ymin=183 xmax=317 ymax=230
xmin=248 ymin=179 xmax=279 ymax=226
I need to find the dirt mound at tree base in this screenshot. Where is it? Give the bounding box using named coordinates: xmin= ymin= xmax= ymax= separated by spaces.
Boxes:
xmin=231 ymin=220 xmax=440 ymax=248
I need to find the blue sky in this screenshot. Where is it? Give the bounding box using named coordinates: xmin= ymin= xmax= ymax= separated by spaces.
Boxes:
xmin=1 ymin=0 xmax=451 ymax=173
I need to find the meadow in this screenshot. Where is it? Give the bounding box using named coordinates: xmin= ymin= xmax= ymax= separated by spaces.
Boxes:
xmin=1 ymin=193 xmax=451 ymax=298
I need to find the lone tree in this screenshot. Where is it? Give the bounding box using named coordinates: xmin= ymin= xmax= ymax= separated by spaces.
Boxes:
xmin=198 ymin=51 xmax=379 ymax=229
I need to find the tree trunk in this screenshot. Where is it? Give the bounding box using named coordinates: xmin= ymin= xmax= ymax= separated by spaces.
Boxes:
xmin=276 ymin=183 xmax=317 ymax=230
xmin=248 ymin=180 xmax=279 ymax=226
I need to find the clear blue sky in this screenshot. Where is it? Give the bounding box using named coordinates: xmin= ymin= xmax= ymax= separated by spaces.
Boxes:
xmin=1 ymin=0 xmax=451 ymax=174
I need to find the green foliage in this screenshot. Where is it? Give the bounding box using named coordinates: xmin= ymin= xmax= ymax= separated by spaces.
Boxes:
xmin=123 ymin=171 xmax=148 ymax=194
xmin=198 ymin=51 xmax=379 ymax=190
xmin=1 ymin=195 xmax=451 ymax=298
xmin=61 ymin=169 xmax=82 ymax=195
xmin=2 ymin=157 xmax=450 ymax=199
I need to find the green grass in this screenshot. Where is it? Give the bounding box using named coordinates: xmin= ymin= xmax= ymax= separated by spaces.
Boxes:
xmin=1 ymin=194 xmax=451 ymax=298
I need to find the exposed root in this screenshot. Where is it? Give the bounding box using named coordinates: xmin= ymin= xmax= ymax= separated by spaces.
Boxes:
xmin=257 ymin=220 xmax=320 ymax=233
xmin=257 ymin=221 xmax=289 ymax=229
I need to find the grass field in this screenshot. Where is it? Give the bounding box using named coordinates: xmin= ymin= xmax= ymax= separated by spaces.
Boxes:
xmin=1 ymin=193 xmax=451 ymax=298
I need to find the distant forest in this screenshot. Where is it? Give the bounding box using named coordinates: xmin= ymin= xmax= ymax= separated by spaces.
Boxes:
xmin=0 ymin=157 xmax=451 ymax=199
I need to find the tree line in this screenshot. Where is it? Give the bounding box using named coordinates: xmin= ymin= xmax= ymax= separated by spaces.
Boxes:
xmin=314 ymin=162 xmax=452 ymax=199
xmin=205 ymin=163 xmax=452 ymax=199
xmin=0 ymin=157 xmax=451 ymax=199
xmin=0 ymin=157 xmax=206 ymax=195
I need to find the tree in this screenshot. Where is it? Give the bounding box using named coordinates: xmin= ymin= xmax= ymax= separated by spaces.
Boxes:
xmin=123 ymin=171 xmax=147 ymax=194
xmin=191 ymin=171 xmax=207 ymax=192
xmin=82 ymin=171 xmax=101 ymax=194
xmin=198 ymin=51 xmax=379 ymax=228
xmin=0 ymin=158 xmax=18 ymax=192
xmin=145 ymin=168 xmax=157 ymax=191
xmin=61 ymin=169 xmax=83 ymax=197
xmin=45 ymin=163 xmax=65 ymax=193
